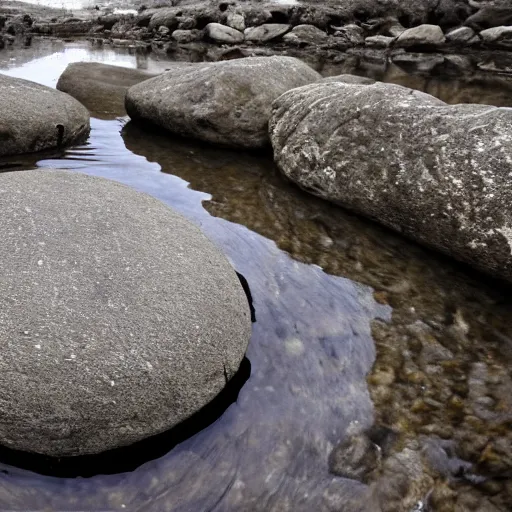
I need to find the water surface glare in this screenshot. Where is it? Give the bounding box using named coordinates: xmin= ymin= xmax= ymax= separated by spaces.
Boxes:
xmin=0 ymin=41 xmax=511 ymax=511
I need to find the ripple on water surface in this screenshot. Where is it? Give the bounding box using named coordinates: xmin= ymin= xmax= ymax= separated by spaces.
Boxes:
xmin=0 ymin=40 xmax=510 ymax=512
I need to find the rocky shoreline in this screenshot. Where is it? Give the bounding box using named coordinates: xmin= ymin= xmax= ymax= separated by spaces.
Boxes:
xmin=1 ymin=3 xmax=512 ymax=511
xmin=3 ymin=1 xmax=512 ymax=69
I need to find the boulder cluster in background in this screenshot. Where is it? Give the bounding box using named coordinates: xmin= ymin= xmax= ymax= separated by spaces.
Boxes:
xmin=2 ymin=0 xmax=512 ymax=54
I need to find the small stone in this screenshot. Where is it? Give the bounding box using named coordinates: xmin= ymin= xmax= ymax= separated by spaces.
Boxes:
xmin=283 ymin=24 xmax=329 ymax=46
xmin=480 ymin=26 xmax=512 ymax=47
xmin=446 ymin=26 xmax=475 ymax=44
xmin=205 ymin=23 xmax=244 ymax=44
xmin=373 ymin=290 xmax=389 ymax=305
xmin=244 ymin=23 xmax=290 ymax=43
xmin=329 ymin=433 xmax=381 ymax=482
xmin=395 ymin=24 xmax=446 ymax=48
xmin=365 ymin=35 xmax=394 ymax=48
xmin=177 ymin=16 xmax=196 ymax=30
xmin=172 ymin=29 xmax=203 ymax=44
xmin=226 ymin=12 xmax=245 ymax=32
xmin=369 ymin=366 xmax=395 ymax=386
xmin=333 ymin=23 xmax=364 ymax=46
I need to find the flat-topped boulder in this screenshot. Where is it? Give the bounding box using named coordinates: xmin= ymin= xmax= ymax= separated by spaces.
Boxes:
xmin=0 ymin=73 xmax=90 ymax=157
xmin=395 ymin=24 xmax=446 ymax=47
xmin=269 ymin=81 xmax=512 ymax=283
xmin=125 ymin=56 xmax=321 ymax=148
xmin=205 ymin=22 xmax=244 ymax=43
xmin=57 ymin=62 xmax=156 ymax=119
xmin=244 ymin=24 xmax=290 ymax=43
xmin=0 ymin=170 xmax=251 ymax=456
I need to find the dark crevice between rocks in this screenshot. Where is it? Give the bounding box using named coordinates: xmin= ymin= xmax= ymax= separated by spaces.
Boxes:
xmin=0 ymin=357 xmax=251 ymax=478
xmin=0 ymin=162 xmax=24 ymax=172
xmin=196 ymin=16 xmax=214 ymax=30
xmin=270 ymin=11 xmax=289 ymax=25
xmin=236 ymin=271 xmax=256 ymax=323
xmin=56 ymin=123 xmax=64 ymax=147
xmin=327 ymin=15 xmax=344 ymax=28
xmin=353 ymin=9 xmax=371 ymax=24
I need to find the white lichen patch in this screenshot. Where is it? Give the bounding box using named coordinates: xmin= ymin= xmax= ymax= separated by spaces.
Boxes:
xmin=496 ymin=225 xmax=512 ymax=254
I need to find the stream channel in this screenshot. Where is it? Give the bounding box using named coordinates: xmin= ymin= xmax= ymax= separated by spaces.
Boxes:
xmin=0 ymin=36 xmax=511 ymax=512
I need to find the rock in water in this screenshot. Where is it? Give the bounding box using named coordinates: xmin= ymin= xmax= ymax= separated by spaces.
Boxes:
xmin=395 ymin=24 xmax=446 ymax=47
xmin=269 ymin=81 xmax=512 ymax=282
xmin=0 ymin=170 xmax=251 ymax=456
xmin=244 ymin=24 xmax=291 ymax=43
xmin=126 ymin=56 xmax=320 ymax=148
xmin=205 ymin=22 xmax=244 ymax=44
xmin=0 ymin=74 xmax=90 ymax=157
xmin=57 ymin=62 xmax=156 ymax=119
xmin=283 ymin=24 xmax=330 ymax=46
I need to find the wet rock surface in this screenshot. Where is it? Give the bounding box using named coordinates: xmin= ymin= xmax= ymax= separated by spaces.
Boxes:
xmin=0 ymin=169 xmax=251 ymax=457
xmin=0 ymin=28 xmax=512 ymax=512
xmin=0 ymin=73 xmax=90 ymax=156
xmin=205 ymin=22 xmax=244 ymax=43
xmin=121 ymin=117 xmax=512 ymax=512
xmin=56 ymin=62 xmax=156 ymax=118
xmin=3 ymin=0 xmax=512 ymax=61
xmin=125 ymin=56 xmax=320 ymax=148
xmin=395 ymin=24 xmax=446 ymax=48
xmin=270 ymin=80 xmax=512 ymax=283
xmin=244 ymin=23 xmax=290 ymax=43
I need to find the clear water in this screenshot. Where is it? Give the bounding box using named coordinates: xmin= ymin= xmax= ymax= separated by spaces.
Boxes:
xmin=5 ymin=0 xmax=96 ymax=8
xmin=0 ymin=40 xmax=510 ymax=511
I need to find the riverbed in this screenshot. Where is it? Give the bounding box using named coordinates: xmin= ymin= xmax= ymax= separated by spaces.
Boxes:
xmin=0 ymin=37 xmax=511 ymax=512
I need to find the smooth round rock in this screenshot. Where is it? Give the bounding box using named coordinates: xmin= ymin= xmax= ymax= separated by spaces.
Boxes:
xmin=0 ymin=73 xmax=90 ymax=157
xmin=0 ymin=170 xmax=251 ymax=457
xmin=56 ymin=62 xmax=156 ymax=119
xmin=269 ymin=81 xmax=512 ymax=283
xmin=125 ymin=56 xmax=321 ymax=148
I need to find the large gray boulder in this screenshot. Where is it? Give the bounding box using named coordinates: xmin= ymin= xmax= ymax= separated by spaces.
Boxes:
xmin=480 ymin=26 xmax=512 ymax=47
xmin=125 ymin=56 xmax=321 ymax=148
xmin=395 ymin=24 xmax=446 ymax=47
xmin=445 ymin=26 xmax=475 ymax=44
xmin=0 ymin=73 xmax=90 ymax=157
xmin=57 ymin=62 xmax=156 ymax=119
xmin=283 ymin=24 xmax=330 ymax=46
xmin=244 ymin=23 xmax=291 ymax=43
xmin=269 ymin=81 xmax=512 ymax=282
xmin=205 ymin=22 xmax=244 ymax=44
xmin=0 ymin=170 xmax=251 ymax=456
xmin=465 ymin=5 xmax=512 ymax=30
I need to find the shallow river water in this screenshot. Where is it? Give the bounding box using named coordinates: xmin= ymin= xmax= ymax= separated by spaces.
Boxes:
xmin=0 ymin=40 xmax=511 ymax=512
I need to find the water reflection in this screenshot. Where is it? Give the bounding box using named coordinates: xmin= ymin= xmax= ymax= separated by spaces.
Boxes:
xmin=5 ymin=0 xmax=96 ymax=8
xmin=0 ymin=41 xmax=511 ymax=511
xmin=0 ymin=42 xmax=389 ymax=511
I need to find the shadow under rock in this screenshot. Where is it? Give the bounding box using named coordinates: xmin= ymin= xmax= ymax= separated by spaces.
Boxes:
xmin=0 ymin=357 xmax=251 ymax=478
